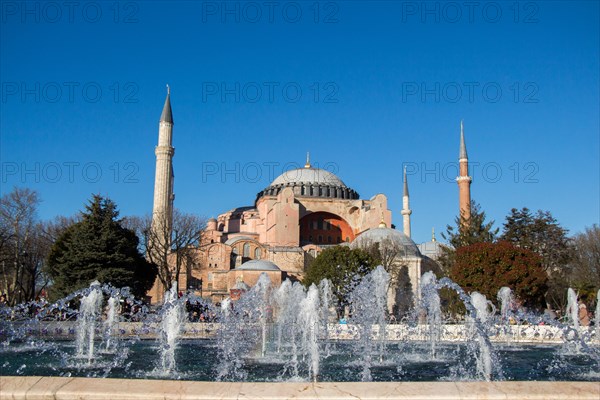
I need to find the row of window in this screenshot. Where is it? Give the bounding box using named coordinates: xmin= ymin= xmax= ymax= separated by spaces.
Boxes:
xmin=300 ymin=235 xmax=350 ymax=244
xmin=305 ymin=219 xmax=336 ymax=230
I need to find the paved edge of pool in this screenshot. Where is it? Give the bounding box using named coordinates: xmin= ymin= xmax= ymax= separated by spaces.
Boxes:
xmin=1 ymin=376 xmax=599 ymax=399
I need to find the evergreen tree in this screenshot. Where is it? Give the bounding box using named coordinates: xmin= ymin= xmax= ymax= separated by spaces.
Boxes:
xmin=500 ymin=208 xmax=572 ymax=273
xmin=439 ymin=200 xmax=498 ymax=274
xmin=500 ymin=208 xmax=573 ymax=311
xmin=303 ymin=246 xmax=379 ymax=314
xmin=46 ymin=195 xmax=156 ymax=300
xmin=442 ymin=201 xmax=499 ymax=248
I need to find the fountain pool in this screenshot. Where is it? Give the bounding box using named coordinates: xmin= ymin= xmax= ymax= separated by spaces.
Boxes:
xmin=1 ymin=339 xmax=598 ymax=382
xmin=0 ymin=269 xmax=598 ymax=388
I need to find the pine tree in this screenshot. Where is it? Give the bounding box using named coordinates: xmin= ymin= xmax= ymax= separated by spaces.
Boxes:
xmin=439 ymin=200 xmax=498 ymax=274
xmin=46 ymin=195 xmax=156 ymax=300
xmin=442 ymin=201 xmax=499 ymax=248
xmin=500 ymin=208 xmax=572 ymax=273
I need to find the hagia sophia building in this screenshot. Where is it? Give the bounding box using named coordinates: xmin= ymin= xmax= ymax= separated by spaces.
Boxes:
xmin=147 ymin=89 xmax=473 ymax=316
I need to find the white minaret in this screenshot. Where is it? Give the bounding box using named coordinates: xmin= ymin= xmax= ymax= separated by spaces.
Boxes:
xmin=401 ymin=166 xmax=412 ymax=237
xmin=152 ymin=85 xmax=175 ymax=236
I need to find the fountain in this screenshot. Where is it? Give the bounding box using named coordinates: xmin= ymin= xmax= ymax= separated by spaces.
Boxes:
xmin=157 ymin=281 xmax=186 ymax=375
xmin=74 ymin=281 xmax=103 ymax=364
xmin=567 ymin=288 xmax=580 ymax=328
xmin=345 ymin=265 xmax=390 ymax=381
xmin=0 ymin=269 xmax=598 ymax=398
xmin=420 ymin=271 xmax=442 ymax=358
xmin=102 ymin=294 xmax=120 ymax=353
xmin=497 ymin=287 xmax=514 ymax=323
xmin=298 ymin=284 xmax=321 ymax=382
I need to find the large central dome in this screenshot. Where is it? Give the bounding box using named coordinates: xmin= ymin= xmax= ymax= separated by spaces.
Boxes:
xmin=270 ymin=167 xmax=346 ymax=187
xmin=256 ymin=164 xmax=359 ymax=201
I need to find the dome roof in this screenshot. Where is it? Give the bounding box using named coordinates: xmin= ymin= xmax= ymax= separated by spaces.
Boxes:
xmin=270 ymin=167 xmax=347 ymax=187
xmin=351 ymin=227 xmax=421 ymax=257
xmin=236 ymin=259 xmax=281 ymax=271
xmin=256 ymin=166 xmax=359 ymax=201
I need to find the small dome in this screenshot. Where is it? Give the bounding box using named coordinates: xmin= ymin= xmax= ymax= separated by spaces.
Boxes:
xmin=270 ymin=167 xmax=346 ymax=187
xmin=351 ymin=227 xmax=421 ymax=257
xmin=236 ymin=259 xmax=281 ymax=271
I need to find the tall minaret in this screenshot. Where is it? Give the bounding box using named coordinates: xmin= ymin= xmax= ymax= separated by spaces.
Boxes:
xmin=152 ymin=85 xmax=175 ymax=235
xmin=456 ymin=120 xmax=472 ymax=224
xmin=401 ymin=166 xmax=412 ymax=237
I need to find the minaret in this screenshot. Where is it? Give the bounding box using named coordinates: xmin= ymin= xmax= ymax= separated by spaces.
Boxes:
xmin=152 ymin=85 xmax=175 ymax=236
xmin=401 ymin=166 xmax=412 ymax=237
xmin=456 ymin=120 xmax=472 ymax=225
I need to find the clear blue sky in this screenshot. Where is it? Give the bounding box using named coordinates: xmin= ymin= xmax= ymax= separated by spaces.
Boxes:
xmin=1 ymin=1 xmax=599 ymax=244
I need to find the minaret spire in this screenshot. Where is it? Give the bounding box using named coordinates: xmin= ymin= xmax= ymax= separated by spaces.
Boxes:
xmin=160 ymin=85 xmax=173 ymax=124
xmin=401 ymin=166 xmax=412 ymax=238
xmin=456 ymin=120 xmax=472 ymax=225
xmin=403 ymin=165 xmax=409 ymax=197
xmin=459 ymin=119 xmax=468 ymax=160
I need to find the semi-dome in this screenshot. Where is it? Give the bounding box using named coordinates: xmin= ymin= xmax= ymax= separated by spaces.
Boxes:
xmin=236 ymin=259 xmax=281 ymax=271
xmin=351 ymin=227 xmax=421 ymax=257
xmin=256 ymin=165 xmax=359 ymax=201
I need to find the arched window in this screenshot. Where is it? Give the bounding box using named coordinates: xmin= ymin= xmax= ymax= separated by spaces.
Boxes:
xmin=255 ymin=248 xmax=261 ymax=260
xmin=243 ymin=243 xmax=250 ymax=258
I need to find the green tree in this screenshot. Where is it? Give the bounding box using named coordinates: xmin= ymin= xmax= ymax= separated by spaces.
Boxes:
xmin=501 ymin=208 xmax=572 ymax=273
xmin=439 ymin=200 xmax=499 ymax=274
xmin=303 ymin=246 xmax=379 ymax=313
xmin=450 ymin=241 xmax=548 ymax=310
xmin=500 ymin=208 xmax=573 ymax=311
xmin=46 ymin=195 xmax=156 ymax=300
